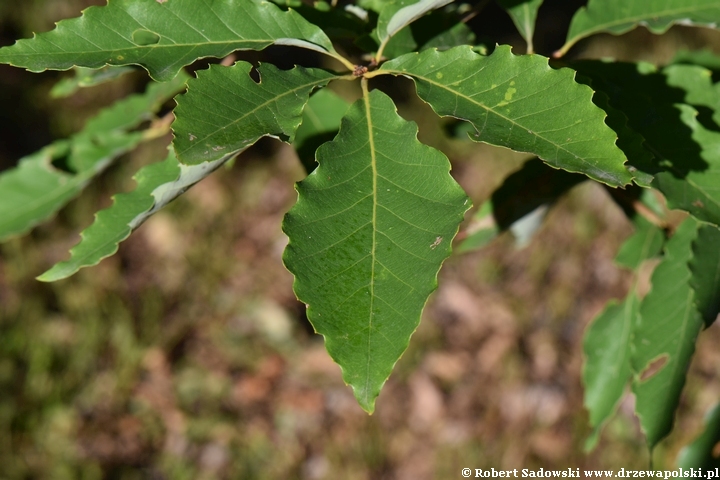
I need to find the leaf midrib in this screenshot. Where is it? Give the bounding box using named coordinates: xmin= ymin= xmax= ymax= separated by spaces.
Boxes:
xmin=384 ymin=67 xmax=610 ymax=178
xmin=569 ymin=3 xmax=720 ymax=43
xmin=175 ymin=71 xmax=332 ymax=159
xmin=521 ymin=4 xmax=533 ymax=38
xmin=362 ymin=80 xmax=378 ymax=407
xmin=2 ymin=40 xmax=290 ymax=58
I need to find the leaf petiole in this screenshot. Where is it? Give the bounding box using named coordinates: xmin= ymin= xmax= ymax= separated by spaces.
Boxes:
xmin=327 ymin=51 xmax=357 ymax=72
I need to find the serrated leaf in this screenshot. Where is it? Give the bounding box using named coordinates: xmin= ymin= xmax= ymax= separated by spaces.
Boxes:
xmin=558 ymin=0 xmax=720 ymax=57
xmin=282 ymin=87 xmax=470 ymax=412
xmin=377 ymin=0 xmax=454 ymax=44
xmin=653 ymin=104 xmax=720 ymax=226
xmin=573 ymin=61 xmax=720 ymax=220
xmin=496 ymin=0 xmax=543 ymax=53
xmin=50 ymin=66 xmax=135 ymax=98
xmin=288 ymin=3 xmax=372 ymax=43
xmin=583 ymin=214 xmax=665 ymax=450
xmin=0 ymin=141 xmax=88 ymax=242
xmin=294 ymin=88 xmax=351 ymax=173
xmin=372 ymin=7 xmax=476 ymax=59
xmin=379 ymin=45 xmax=632 ymax=186
xmin=633 ymin=217 xmax=704 ymax=449
xmin=665 ymin=64 xmax=720 ymax=125
xmin=689 ymin=224 xmax=720 ymax=327
xmin=640 ymin=67 xmax=720 ymax=224
xmin=0 ymin=0 xmax=340 ymax=82
xmin=0 ymin=76 xmax=187 ymax=242
xmin=39 ymin=149 xmax=175 ymax=280
xmin=677 ymin=403 xmax=720 ymax=468
xmin=569 ymin=61 xmax=684 ymax=173
xmin=172 ymin=62 xmax=337 ymax=166
xmin=588 ymin=90 xmax=655 ymax=187
xmin=39 ymin=149 xmax=228 ymax=281
xmin=295 ymin=89 xmax=351 ymax=145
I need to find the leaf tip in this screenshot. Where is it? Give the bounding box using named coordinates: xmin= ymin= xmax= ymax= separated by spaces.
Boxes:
xmin=36 ymin=266 xmax=68 ymax=283
xmin=356 ymin=393 xmax=377 ymax=414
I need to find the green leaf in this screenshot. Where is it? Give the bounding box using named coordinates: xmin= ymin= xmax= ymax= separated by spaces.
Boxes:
xmin=39 ymin=149 xmax=185 ymax=281
xmin=50 ymin=66 xmax=135 ymax=98
xmin=572 ymin=61 xmax=720 ymax=219
xmin=294 ymin=88 xmax=351 ymax=173
xmin=496 ymin=0 xmax=544 ymax=53
xmin=653 ymin=104 xmax=720 ymax=226
xmin=569 ymin=61 xmax=680 ymax=183
xmin=672 ymin=49 xmax=720 ymax=71
xmin=664 ymin=64 xmax=720 ymax=125
xmin=358 ymin=0 xmax=386 ymax=13
xmin=582 ymin=215 xmax=664 ymax=450
xmin=282 ymin=86 xmax=470 ymax=412
xmin=287 ymin=3 xmax=372 ymax=44
xmin=677 ymin=403 xmax=720 ymax=468
xmin=39 ymin=149 xmax=228 ymax=281
xmin=0 ymin=76 xmax=187 ymax=242
xmin=588 ymin=90 xmax=655 ymax=187
xmin=0 ymin=0 xmax=341 ymax=82
xmin=377 ymin=0 xmax=454 ymax=44
xmin=632 ymin=217 xmax=704 ymax=450
xmin=371 ymin=6 xmax=477 ymax=59
xmin=418 ymin=21 xmax=476 ymax=52
xmin=269 ymin=0 xmax=304 ymax=7
xmin=377 ymin=25 xmax=419 ymax=59
xmin=615 ymin=216 xmax=665 ymax=270
xmin=172 ymin=62 xmax=337 ymax=166
xmin=295 ymin=89 xmax=351 ymax=146
xmin=641 ymin=66 xmax=720 ymax=224
xmin=583 ymin=293 xmax=639 ymax=451
xmin=689 ymin=224 xmax=720 ymax=327
xmin=0 ymin=141 xmax=92 ymax=243
xmin=378 ymin=45 xmax=633 ymax=186
xmin=82 ymin=71 xmax=189 ymax=136
xmin=558 ymin=0 xmax=720 ymax=57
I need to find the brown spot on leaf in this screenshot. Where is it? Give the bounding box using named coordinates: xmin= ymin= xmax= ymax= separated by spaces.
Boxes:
xmin=638 ymin=354 xmax=669 ymax=382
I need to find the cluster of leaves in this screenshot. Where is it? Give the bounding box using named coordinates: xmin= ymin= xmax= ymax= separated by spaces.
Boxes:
xmin=1 ymin=0 xmax=720 ymax=463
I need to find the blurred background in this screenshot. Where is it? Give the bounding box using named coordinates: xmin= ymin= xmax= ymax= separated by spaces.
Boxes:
xmin=2 ymin=1 xmax=720 ymax=478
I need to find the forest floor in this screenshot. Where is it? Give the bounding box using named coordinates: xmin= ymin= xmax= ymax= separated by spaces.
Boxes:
xmin=2 ymin=1 xmax=720 ymax=478
xmin=2 ymin=119 xmax=720 ymax=478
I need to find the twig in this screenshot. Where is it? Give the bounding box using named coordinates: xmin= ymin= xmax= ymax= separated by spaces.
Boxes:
xmin=461 ymin=0 xmax=491 ymax=24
